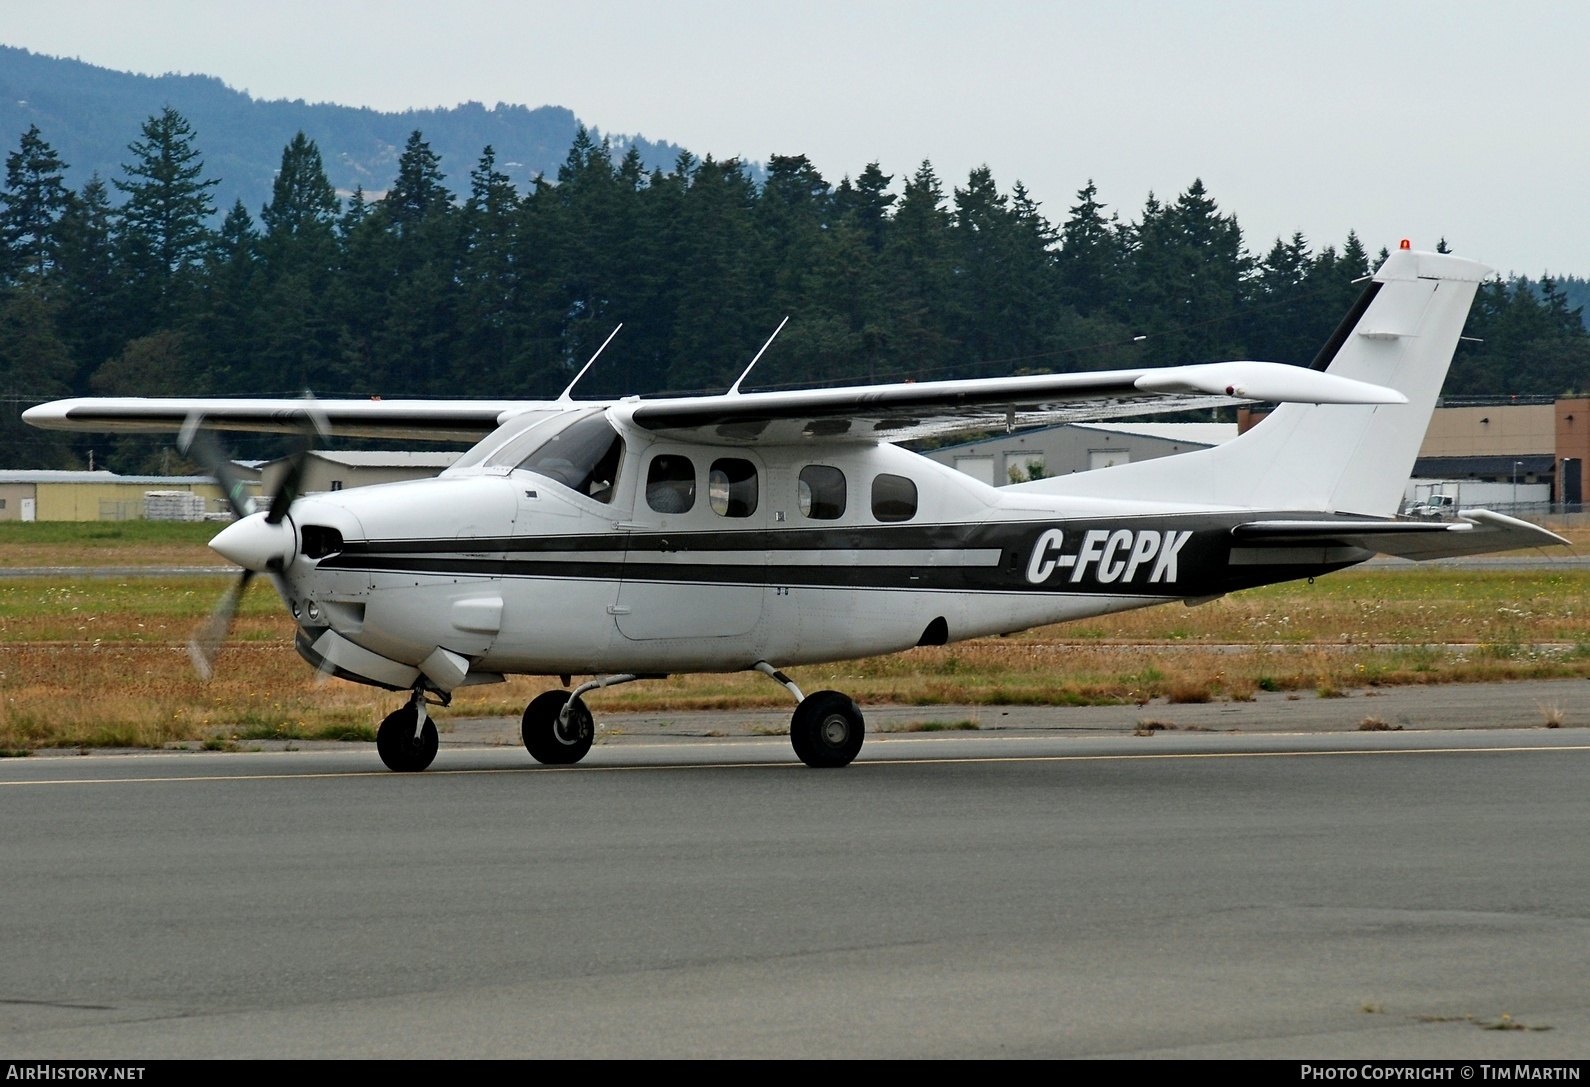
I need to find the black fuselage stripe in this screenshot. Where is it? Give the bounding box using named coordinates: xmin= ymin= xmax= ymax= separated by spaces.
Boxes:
xmin=311 ymin=513 xmax=1371 ymax=596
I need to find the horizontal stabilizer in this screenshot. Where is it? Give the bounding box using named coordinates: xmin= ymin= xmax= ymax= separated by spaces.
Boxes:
xmin=1232 ymin=510 xmax=1568 ymax=561
xmin=1132 ymin=361 xmax=1406 ymax=405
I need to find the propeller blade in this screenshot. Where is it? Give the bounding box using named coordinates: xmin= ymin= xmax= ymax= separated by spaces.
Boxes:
xmin=265 ymin=393 xmax=329 ymax=525
xmin=178 ymin=416 xmax=255 ymax=521
xmin=188 ymin=569 xmax=254 ymax=680
xmin=266 ymin=449 xmax=309 ymax=524
xmin=311 ymin=646 xmax=338 ymax=688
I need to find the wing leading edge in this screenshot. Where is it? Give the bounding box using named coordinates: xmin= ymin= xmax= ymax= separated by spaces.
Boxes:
xmin=23 ymin=360 xmax=1402 ymax=446
xmin=21 ymin=397 xmax=547 ymax=442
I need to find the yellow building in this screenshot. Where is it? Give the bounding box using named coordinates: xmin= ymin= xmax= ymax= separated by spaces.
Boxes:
xmin=0 ymin=471 xmax=256 ymax=522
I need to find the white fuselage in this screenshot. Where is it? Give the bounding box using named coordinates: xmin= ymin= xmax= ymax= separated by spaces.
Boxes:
xmin=271 ymin=413 xmax=1234 ymax=688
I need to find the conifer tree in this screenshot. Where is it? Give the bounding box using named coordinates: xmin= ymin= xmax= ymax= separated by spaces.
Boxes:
xmin=458 ymin=145 xmax=525 ymax=386
xmin=1055 ymin=181 xmax=1120 ymax=318
xmin=384 ymin=130 xmax=451 ymax=232
xmin=53 ymin=174 xmax=120 ymax=381
xmin=838 ymin=162 xmax=895 ymax=252
xmin=260 ymin=132 xmax=339 ymax=271
xmin=195 ymin=200 xmax=261 ymax=389
xmin=882 ymin=161 xmax=955 ymax=377
xmin=114 ymin=108 xmax=220 ymax=287
xmin=0 ymin=125 xmax=73 ymax=281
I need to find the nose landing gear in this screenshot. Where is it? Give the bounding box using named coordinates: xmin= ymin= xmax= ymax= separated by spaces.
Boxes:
xmin=376 ymin=689 xmax=440 ymax=772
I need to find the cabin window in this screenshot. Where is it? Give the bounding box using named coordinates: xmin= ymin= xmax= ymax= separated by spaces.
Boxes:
xmin=709 ymin=458 xmax=758 ymax=517
xmin=798 ymin=465 xmax=846 ymax=520
xmin=871 ymin=473 xmax=918 ymax=522
xmin=646 ymin=455 xmax=696 ymax=514
xmin=515 ymin=413 xmax=625 ymax=503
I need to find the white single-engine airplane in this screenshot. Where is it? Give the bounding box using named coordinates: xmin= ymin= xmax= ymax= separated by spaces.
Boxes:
xmin=25 ymin=247 xmax=1568 ymax=771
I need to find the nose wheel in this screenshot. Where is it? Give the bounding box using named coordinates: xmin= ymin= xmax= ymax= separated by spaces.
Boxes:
xmin=789 ymin=690 xmax=865 ymax=768
xmin=376 ymin=695 xmax=439 ymax=772
xmin=522 ymin=689 xmax=594 ymax=765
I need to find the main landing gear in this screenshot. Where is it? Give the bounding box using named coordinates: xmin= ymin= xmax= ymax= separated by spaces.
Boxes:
xmin=521 ymin=689 xmax=594 ymax=765
xmin=377 ymin=689 xmax=440 ymax=772
xmin=520 ymin=673 xmax=652 ymax=765
xmin=755 ymin=661 xmax=865 ymax=768
xmin=512 ymin=665 xmax=863 ymax=769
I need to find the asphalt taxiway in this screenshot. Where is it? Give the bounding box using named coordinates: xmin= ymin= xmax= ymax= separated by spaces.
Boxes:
xmin=3 ymin=724 xmax=1589 ymax=1058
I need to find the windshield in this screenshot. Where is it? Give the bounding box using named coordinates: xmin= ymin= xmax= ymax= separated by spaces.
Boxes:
xmin=444 ymin=410 xmax=560 ymax=474
xmin=512 ymin=412 xmax=625 ymax=503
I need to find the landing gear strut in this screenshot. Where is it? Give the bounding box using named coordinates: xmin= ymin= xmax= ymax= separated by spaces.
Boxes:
xmin=754 ymin=661 xmax=865 ymax=768
xmin=377 ymin=689 xmax=439 ymax=772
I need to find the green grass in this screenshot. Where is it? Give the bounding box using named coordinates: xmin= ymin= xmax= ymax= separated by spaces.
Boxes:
xmin=0 ymin=521 xmax=222 ymax=546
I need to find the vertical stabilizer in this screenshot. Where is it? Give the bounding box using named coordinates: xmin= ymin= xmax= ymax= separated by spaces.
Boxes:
xmin=1025 ymin=249 xmax=1491 ymax=515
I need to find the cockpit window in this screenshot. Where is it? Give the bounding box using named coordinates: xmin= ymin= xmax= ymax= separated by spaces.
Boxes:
xmin=514 ymin=413 xmax=625 ymax=503
xmin=447 ymin=410 xmax=559 ymax=473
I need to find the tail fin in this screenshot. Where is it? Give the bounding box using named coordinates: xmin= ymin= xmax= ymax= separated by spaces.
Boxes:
xmin=1028 ymin=249 xmax=1492 ymax=515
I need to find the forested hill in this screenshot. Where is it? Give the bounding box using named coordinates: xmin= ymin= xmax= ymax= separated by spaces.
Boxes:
xmin=0 ymin=46 xmax=685 ymax=206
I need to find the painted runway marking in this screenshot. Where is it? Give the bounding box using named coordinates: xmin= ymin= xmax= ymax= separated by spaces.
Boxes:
xmin=2 ymin=742 xmax=1588 ymax=787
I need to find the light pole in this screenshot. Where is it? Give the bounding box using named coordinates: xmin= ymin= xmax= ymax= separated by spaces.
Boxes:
xmin=1513 ymin=459 xmax=1521 ymax=510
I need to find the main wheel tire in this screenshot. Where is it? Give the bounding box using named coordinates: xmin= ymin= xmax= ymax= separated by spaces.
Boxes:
xmin=522 ymin=690 xmax=594 ymax=765
xmin=789 ymin=691 xmax=864 ymax=768
xmin=376 ymin=704 xmax=439 ymax=772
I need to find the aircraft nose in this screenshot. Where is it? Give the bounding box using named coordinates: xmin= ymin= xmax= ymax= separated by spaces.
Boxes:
xmin=209 ymin=512 xmax=295 ymax=572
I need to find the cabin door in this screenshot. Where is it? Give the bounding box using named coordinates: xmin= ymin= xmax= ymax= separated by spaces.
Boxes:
xmin=615 ymin=447 xmax=766 ymax=641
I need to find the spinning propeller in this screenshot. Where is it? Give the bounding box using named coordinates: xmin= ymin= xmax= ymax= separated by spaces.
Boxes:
xmin=179 ymin=399 xmax=326 ymax=679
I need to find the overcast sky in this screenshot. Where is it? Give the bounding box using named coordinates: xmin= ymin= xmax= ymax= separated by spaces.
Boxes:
xmin=3 ymin=1 xmax=1586 ymax=275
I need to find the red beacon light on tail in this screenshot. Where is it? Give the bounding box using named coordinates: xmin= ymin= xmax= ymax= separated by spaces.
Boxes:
xmin=1400 ymin=238 xmax=1412 ymax=250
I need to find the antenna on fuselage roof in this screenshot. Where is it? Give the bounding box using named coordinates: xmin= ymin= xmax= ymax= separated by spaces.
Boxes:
xmin=557 ymin=323 xmax=623 ymax=403
xmin=727 ymin=315 xmax=790 ymax=396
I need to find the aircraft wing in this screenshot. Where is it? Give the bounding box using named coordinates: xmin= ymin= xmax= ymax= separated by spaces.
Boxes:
xmin=23 ymin=360 xmax=1401 ymax=445
xmin=21 ymin=397 xmax=552 ymax=442
xmin=1232 ymin=510 xmax=1569 ymax=561
xmin=621 ymin=361 xmax=1406 ymax=443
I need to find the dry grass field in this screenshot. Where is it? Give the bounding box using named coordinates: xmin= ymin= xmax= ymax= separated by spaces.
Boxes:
xmin=0 ymin=522 xmax=1585 ymax=749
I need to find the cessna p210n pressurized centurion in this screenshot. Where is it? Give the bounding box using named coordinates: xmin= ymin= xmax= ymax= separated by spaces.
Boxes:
xmin=25 ymin=247 xmax=1568 ymax=771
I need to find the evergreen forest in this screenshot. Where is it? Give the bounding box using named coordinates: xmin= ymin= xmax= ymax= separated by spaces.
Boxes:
xmin=1 ymin=109 xmax=1586 ymax=471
